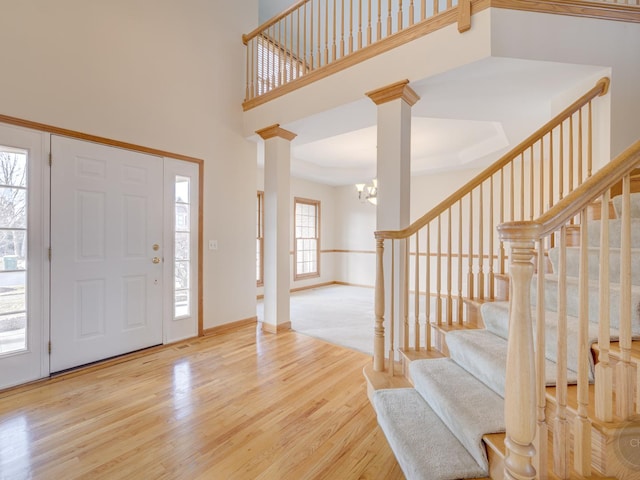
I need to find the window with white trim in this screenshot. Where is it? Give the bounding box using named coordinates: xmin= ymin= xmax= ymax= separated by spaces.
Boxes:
xmin=294 ymin=198 xmax=320 ymax=280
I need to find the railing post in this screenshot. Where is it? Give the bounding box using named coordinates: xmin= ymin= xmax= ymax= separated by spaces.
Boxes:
xmin=374 ymin=237 xmax=386 ymax=372
xmin=499 ymin=227 xmax=538 ymax=480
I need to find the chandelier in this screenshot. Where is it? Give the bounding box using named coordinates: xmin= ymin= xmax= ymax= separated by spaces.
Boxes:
xmin=355 ymin=179 xmax=377 ymax=205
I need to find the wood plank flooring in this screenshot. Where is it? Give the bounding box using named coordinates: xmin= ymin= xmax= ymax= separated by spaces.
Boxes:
xmin=0 ymin=325 xmax=405 ymax=480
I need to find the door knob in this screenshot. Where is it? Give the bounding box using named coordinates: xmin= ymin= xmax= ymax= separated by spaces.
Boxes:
xmin=152 ymin=257 xmax=161 ymax=264
xmin=152 ymin=244 xmax=160 ymax=251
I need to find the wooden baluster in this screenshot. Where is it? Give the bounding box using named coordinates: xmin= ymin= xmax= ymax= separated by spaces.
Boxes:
xmin=377 ymin=0 xmax=382 ymax=40
xmin=434 ymin=0 xmax=440 ymax=15
xmin=404 ymin=237 xmax=409 ymax=350
xmin=245 ymin=42 xmax=250 ymax=100
xmin=290 ymin=14 xmax=294 ymax=81
xmin=578 ymin=107 xmax=583 ymax=184
xmin=478 ymin=183 xmax=485 ymax=300
xmin=468 ymin=192 xmax=474 ymax=299
xmin=374 ymin=237 xmax=385 ymax=372
xmin=305 ymin=2 xmax=310 ymax=71
xmin=554 ymin=225 xmax=569 ymax=479
xmin=559 ymin=121 xmax=564 ymax=201
xmin=489 ymin=176 xmax=495 ymax=299
xmin=458 ymin=201 xmax=464 ymax=323
xmin=317 ymin=0 xmax=322 ymax=67
xmin=549 ymin=131 xmax=554 ymax=210
xmin=296 ymin=9 xmax=300 ymax=78
xmin=398 ymin=0 xmax=403 ymax=31
xmin=447 ymin=0 xmax=452 ymax=10
xmin=421 ymin=0 xmax=426 ymax=20
xmin=280 ymin=21 xmax=284 ymax=86
xmin=587 ymin=101 xmax=593 ymax=178
xmin=324 ymin=0 xmax=329 ymax=64
xmin=569 ymin=115 xmax=574 ymax=194
xmin=310 ymin=1 xmax=315 ymax=69
xmin=340 ymin=0 xmax=345 ymax=57
xmin=358 ymin=0 xmax=363 ymax=49
xmin=617 ymin=174 xmax=634 ymax=419
xmin=437 ymin=215 xmax=443 ymax=325
xmin=530 ymin=146 xmax=534 ymax=220
xmin=410 ymin=0 xmax=415 ymax=25
xmin=510 ymin=160 xmax=515 ymax=221
xmin=349 ymin=0 xmax=354 ymax=53
xmin=502 ymin=237 xmax=536 ymax=480
xmin=332 ymin=0 xmax=337 ymax=61
xmin=539 ymin=140 xmax=544 ymax=218
xmin=499 ymin=169 xmax=505 ymax=274
xmin=390 ymin=240 xmax=396 ymax=376
xmin=425 ymin=224 xmax=431 ymax=349
xmin=415 ymin=232 xmax=420 ymax=350
xmin=595 ymin=190 xmax=613 ymax=422
xmin=520 ymin=153 xmax=525 ymax=220
xmin=574 ymin=209 xmax=592 ymax=476
xmin=447 ymin=207 xmax=453 ymax=323
xmin=534 ymin=238 xmax=548 ymax=480
xmin=367 ymin=0 xmax=372 ymax=45
xmin=387 ymin=0 xmax=392 ymax=35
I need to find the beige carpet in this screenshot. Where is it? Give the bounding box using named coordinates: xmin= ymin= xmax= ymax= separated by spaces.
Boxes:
xmin=257 ymin=285 xmax=375 ymax=354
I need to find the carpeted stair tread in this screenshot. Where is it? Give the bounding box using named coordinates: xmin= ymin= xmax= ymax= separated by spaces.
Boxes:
xmin=409 ymin=358 xmax=505 ymax=471
xmin=547 ymin=246 xmax=640 ymax=286
xmin=612 ymin=192 xmax=640 ymax=219
xmin=373 ymin=388 xmax=488 ymax=480
xmin=532 ymin=273 xmax=640 ymax=334
xmin=445 ymin=329 xmax=578 ymax=397
xmin=480 ymin=301 xmax=617 ymax=376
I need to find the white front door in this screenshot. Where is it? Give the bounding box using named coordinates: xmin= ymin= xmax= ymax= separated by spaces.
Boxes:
xmin=0 ymin=125 xmax=46 ymax=390
xmin=50 ymin=136 xmax=164 ymax=372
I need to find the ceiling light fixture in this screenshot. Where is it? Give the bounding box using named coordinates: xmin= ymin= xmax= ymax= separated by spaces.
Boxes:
xmin=355 ymin=179 xmax=377 ymax=205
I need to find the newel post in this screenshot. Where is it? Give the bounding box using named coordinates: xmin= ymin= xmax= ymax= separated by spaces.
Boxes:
xmin=499 ymin=224 xmax=538 ymax=480
xmin=374 ymin=237 xmax=386 ymax=372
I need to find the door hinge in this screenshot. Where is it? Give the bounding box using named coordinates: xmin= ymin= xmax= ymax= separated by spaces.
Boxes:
xmin=49 ymin=153 xmax=52 ymax=166
xmin=48 ymin=247 xmax=52 ymax=261
xmin=48 ymin=341 xmax=52 ymax=354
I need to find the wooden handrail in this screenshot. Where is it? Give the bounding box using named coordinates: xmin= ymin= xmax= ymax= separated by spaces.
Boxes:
xmin=498 ymin=138 xmax=640 ymax=241
xmin=374 ymin=76 xmax=610 ymax=240
xmin=243 ymin=0 xmax=309 ymax=44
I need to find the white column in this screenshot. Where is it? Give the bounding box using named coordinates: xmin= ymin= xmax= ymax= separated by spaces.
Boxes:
xmin=257 ymin=124 xmax=296 ymax=334
xmin=367 ymin=80 xmax=419 ymax=359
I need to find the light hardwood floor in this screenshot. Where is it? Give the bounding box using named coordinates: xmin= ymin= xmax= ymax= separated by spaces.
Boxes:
xmin=0 ymin=325 xmax=405 ymax=480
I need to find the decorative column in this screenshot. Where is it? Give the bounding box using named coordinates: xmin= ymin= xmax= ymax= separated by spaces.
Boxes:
xmin=367 ymin=80 xmax=419 ymax=367
xmin=256 ymin=124 xmax=296 ymax=334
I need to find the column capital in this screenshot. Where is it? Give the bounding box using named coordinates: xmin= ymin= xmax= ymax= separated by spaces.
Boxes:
xmin=256 ymin=124 xmax=297 ymax=141
xmin=366 ymin=80 xmax=420 ymax=107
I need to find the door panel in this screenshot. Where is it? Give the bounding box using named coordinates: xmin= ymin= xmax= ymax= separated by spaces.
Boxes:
xmin=50 ymin=136 xmax=163 ymax=372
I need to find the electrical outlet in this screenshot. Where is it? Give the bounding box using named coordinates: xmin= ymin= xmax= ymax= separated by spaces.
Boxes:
xmin=209 ymin=240 xmax=218 ymax=250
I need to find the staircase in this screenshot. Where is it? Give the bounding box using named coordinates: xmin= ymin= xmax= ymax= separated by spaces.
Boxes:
xmin=365 ymin=78 xmax=640 ymax=478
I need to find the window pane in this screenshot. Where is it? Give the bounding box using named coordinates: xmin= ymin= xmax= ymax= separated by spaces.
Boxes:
xmin=0 ymin=152 xmax=26 ymax=187
xmin=175 ymin=176 xmax=189 ymax=204
xmin=175 ymin=290 xmax=190 ymax=318
xmin=0 ymin=312 xmax=26 ymax=353
xmin=175 ymin=261 xmax=189 ymax=289
xmin=175 ymin=232 xmax=190 ymax=261
xmin=0 ymin=188 xmax=26 ymax=229
xmin=0 ymin=231 xmax=26 ymax=271
xmin=175 ymin=204 xmax=190 ymax=232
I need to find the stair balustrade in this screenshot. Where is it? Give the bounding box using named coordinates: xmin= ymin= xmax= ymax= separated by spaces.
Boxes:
xmin=372 ymin=77 xmax=610 ymax=374
xmin=499 ymin=139 xmax=640 ymax=479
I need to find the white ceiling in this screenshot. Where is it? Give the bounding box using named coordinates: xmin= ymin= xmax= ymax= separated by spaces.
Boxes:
xmin=257 ymin=3 xmax=608 ymax=187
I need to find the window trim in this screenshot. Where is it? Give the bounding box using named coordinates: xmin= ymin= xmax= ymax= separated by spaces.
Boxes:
xmin=257 ymin=191 xmax=264 ymax=287
xmin=293 ymin=197 xmax=320 ymax=281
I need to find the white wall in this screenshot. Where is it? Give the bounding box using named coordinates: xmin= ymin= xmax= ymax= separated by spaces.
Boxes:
xmin=491 ymin=8 xmax=640 ymax=159
xmin=0 ymin=0 xmax=259 ymax=329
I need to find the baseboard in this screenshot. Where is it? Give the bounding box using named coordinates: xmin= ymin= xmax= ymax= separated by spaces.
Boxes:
xmin=203 ymin=316 xmax=257 ymax=336
xmin=260 ymin=321 xmax=292 ymax=334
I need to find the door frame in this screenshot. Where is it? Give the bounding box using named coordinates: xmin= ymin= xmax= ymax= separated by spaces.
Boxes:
xmin=0 ymin=114 xmax=204 ymax=385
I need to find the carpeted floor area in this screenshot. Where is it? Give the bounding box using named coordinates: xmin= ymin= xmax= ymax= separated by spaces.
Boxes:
xmin=257 ymin=284 xmax=376 ymax=354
